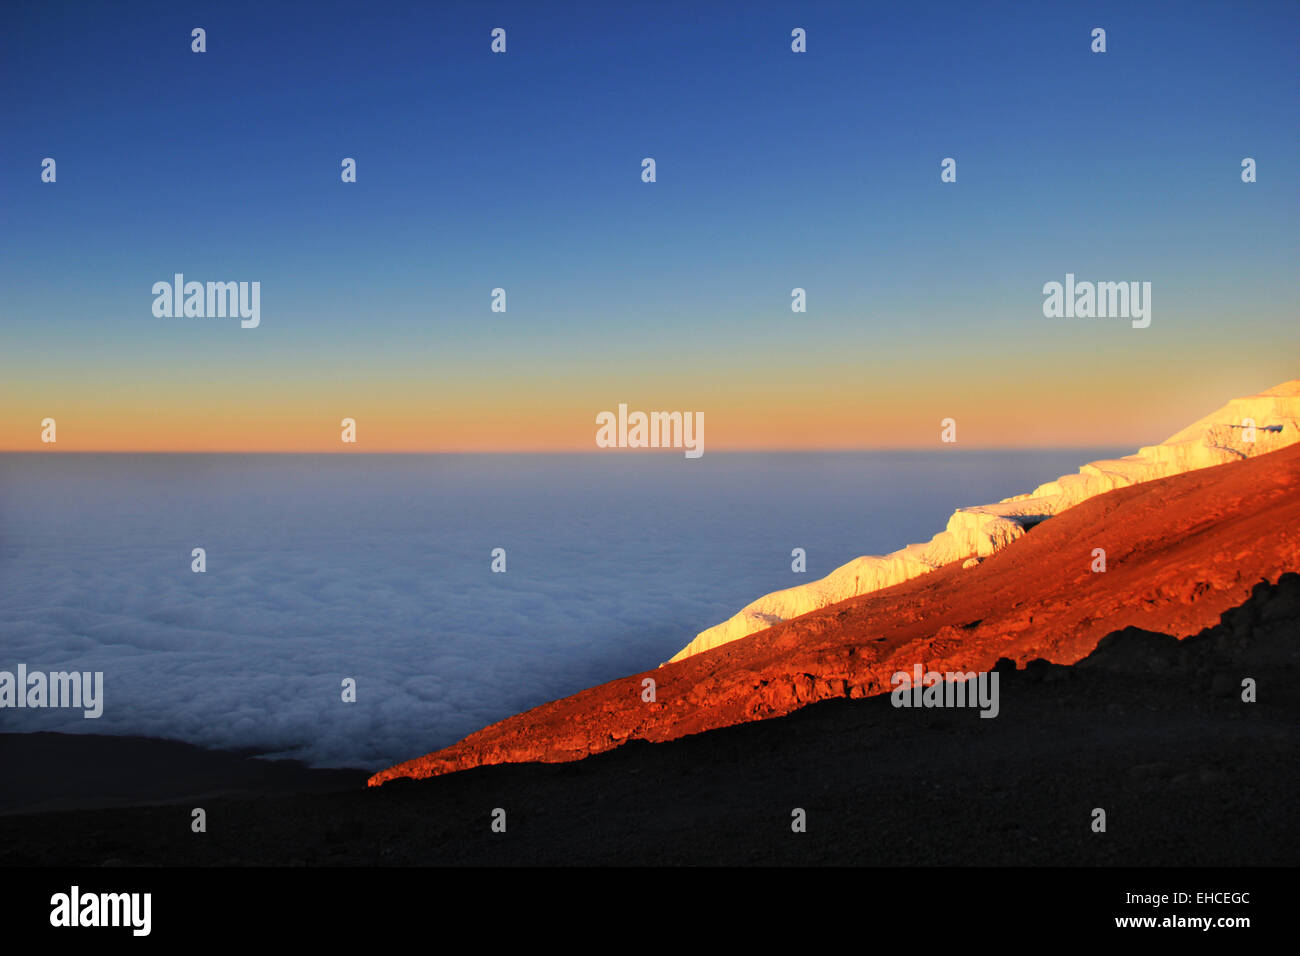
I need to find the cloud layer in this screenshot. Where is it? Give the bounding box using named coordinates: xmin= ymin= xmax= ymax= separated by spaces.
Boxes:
xmin=0 ymin=450 xmax=1115 ymax=769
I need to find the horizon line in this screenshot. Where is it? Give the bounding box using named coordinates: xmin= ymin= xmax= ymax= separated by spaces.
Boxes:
xmin=0 ymin=445 xmax=1134 ymax=455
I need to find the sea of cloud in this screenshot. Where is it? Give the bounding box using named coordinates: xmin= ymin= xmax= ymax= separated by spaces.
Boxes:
xmin=0 ymin=449 xmax=1118 ymax=769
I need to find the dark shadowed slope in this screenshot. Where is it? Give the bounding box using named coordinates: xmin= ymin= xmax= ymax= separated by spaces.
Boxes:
xmin=2 ymin=574 xmax=1295 ymax=866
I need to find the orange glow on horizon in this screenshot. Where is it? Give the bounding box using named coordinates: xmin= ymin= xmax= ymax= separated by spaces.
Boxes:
xmin=2 ymin=352 xmax=1287 ymax=453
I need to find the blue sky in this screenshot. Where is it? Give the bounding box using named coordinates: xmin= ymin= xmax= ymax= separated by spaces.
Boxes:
xmin=2 ymin=0 xmax=1297 ymax=450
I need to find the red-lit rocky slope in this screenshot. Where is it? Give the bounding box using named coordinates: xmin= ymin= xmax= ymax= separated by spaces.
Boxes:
xmin=371 ymin=442 xmax=1300 ymax=786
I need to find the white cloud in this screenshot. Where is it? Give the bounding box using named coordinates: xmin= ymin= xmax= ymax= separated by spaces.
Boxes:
xmin=0 ymin=450 xmax=1111 ymax=768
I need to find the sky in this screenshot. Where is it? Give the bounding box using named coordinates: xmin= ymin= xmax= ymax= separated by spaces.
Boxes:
xmin=2 ymin=0 xmax=1297 ymax=451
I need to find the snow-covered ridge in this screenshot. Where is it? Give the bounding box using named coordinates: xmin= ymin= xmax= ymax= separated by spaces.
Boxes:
xmin=667 ymin=381 xmax=1300 ymax=663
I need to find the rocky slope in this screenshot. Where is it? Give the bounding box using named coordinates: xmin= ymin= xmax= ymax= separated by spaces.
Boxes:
xmin=370 ymin=432 xmax=1300 ymax=786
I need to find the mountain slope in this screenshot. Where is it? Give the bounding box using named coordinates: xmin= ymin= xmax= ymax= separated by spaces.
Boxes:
xmin=371 ymin=438 xmax=1300 ymax=785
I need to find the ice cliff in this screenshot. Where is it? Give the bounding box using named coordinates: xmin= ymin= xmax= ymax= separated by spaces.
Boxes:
xmin=668 ymin=381 xmax=1300 ymax=662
